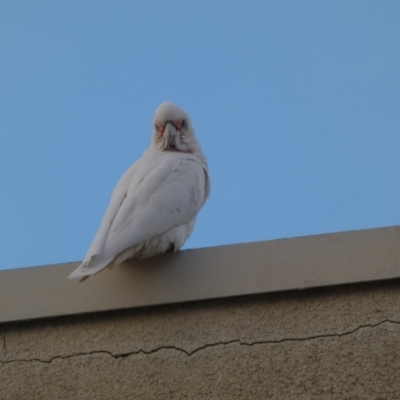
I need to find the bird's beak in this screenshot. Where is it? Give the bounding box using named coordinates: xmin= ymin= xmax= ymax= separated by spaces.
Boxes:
xmin=157 ymin=120 xmax=182 ymax=134
xmin=164 ymin=122 xmax=177 ymax=146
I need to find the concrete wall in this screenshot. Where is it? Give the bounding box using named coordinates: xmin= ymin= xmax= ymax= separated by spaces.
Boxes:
xmin=2 ymin=279 xmax=400 ymax=399
xmin=2 ymin=226 xmax=400 ymax=399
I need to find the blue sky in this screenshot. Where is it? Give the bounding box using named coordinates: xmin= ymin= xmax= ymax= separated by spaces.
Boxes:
xmin=1 ymin=1 xmax=399 ymax=270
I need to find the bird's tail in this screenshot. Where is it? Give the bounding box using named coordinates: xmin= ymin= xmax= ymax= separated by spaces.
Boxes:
xmin=68 ymin=255 xmax=114 ymax=281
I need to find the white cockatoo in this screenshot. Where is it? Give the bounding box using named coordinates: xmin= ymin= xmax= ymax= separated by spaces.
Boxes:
xmin=69 ymin=102 xmax=210 ymax=281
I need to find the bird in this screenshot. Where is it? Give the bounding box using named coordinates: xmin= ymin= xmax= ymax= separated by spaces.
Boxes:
xmin=68 ymin=102 xmax=210 ymax=281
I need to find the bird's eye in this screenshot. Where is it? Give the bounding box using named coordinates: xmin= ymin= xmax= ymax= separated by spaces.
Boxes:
xmin=155 ymin=124 xmax=160 ymax=132
xmin=181 ymin=119 xmax=187 ymax=130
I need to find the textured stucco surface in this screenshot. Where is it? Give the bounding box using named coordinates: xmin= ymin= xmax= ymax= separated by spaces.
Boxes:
xmin=1 ymin=280 xmax=400 ymax=399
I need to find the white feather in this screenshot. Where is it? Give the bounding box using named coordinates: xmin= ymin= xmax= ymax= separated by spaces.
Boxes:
xmin=69 ymin=102 xmax=210 ymax=280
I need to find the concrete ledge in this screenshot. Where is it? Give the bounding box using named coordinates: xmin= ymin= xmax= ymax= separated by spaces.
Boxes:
xmin=1 ymin=225 xmax=400 ymax=323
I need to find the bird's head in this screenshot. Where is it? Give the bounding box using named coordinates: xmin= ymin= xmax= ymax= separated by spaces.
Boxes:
xmin=151 ymin=102 xmax=200 ymax=154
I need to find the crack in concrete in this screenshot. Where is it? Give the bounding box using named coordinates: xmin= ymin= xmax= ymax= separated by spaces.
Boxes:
xmin=1 ymin=319 xmax=399 ymax=365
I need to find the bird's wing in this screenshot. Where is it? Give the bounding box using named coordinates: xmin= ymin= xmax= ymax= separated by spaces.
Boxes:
xmin=102 ymin=153 xmax=208 ymax=259
xmin=81 ymin=160 xmax=141 ymax=263
xmin=69 ymin=152 xmax=208 ymax=279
